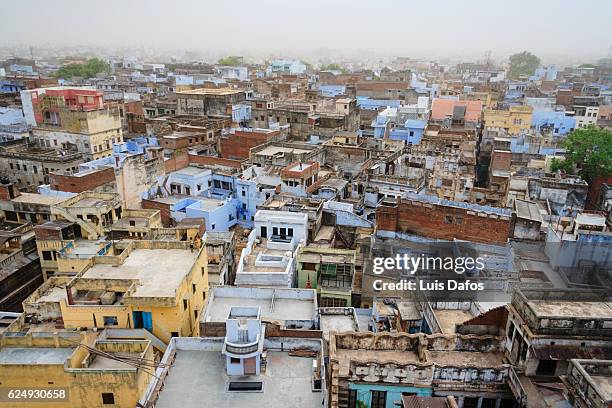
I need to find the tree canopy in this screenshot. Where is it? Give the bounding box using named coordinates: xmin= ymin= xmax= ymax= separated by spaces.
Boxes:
xmin=320 ymin=63 xmax=346 ymax=73
xmin=550 ymin=126 xmax=612 ymax=182
xmin=508 ymin=51 xmax=540 ymax=79
xmin=54 ymin=58 xmax=111 ymax=79
xmin=217 ymin=56 xmax=242 ymax=66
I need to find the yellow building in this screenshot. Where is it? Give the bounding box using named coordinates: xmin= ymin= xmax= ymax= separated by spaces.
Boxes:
xmin=0 ymin=327 xmax=154 ymax=408
xmin=483 ymin=105 xmax=533 ymax=135
xmin=35 ymin=194 xmax=199 ymax=279
xmin=22 ymin=238 xmax=209 ymax=344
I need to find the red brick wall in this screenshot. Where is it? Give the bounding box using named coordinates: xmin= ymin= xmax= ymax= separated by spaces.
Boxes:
xmin=220 ymin=130 xmax=279 ymax=159
xmin=490 ymin=150 xmax=512 ymax=172
xmin=462 ymin=305 xmax=508 ymax=328
xmin=49 ymin=167 xmax=115 ymax=193
xmin=587 ymin=175 xmax=612 ymax=210
xmin=141 ymin=199 xmax=172 ymax=226
xmin=0 ymin=184 xmax=19 ymax=200
xmin=164 ymin=151 xmax=190 ymax=173
xmin=376 ymin=199 xmax=512 ymax=244
xmin=556 ymin=90 xmax=573 ymax=108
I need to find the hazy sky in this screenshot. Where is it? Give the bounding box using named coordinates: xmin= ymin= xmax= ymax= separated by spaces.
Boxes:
xmin=2 ymin=0 xmax=611 ymax=62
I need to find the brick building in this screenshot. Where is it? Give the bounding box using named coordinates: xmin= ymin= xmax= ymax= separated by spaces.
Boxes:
xmin=220 ymin=128 xmax=280 ymax=159
xmin=376 ymin=194 xmax=513 ymax=244
xmin=49 ymin=166 xmax=115 ymax=193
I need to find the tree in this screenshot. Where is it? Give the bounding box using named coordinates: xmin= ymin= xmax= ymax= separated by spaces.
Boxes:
xmin=320 ymin=63 xmax=346 ymax=73
xmin=217 ymin=56 xmax=242 ymax=66
xmin=54 ymin=58 xmax=111 ymax=79
xmin=550 ymin=126 xmax=612 ymax=182
xmin=508 ymin=51 xmax=540 ymax=79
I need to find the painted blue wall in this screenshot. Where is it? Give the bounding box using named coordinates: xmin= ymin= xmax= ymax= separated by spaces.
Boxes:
xmin=389 ymin=119 xmax=426 ymax=145
xmin=320 ymin=85 xmax=346 ymax=97
xmin=531 ymin=111 xmax=575 ymax=136
xmin=349 ymin=383 xmax=432 ymax=408
xmin=357 ymin=97 xmax=401 ymax=110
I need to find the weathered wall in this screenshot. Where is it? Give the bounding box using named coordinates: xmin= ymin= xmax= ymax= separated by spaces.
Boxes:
xmin=376 ymin=198 xmax=512 ymax=244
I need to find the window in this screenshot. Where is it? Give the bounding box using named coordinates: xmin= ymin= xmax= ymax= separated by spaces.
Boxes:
xmin=203 ymin=291 xmax=206 ymax=301
xmin=241 ymin=190 xmax=246 ymax=197
xmin=102 ymin=393 xmax=115 ymax=405
xmin=103 ymin=316 xmax=118 ymax=326
xmin=171 ymin=331 xmax=179 ymax=338
xmin=230 ymin=357 xmax=241 ymax=364
xmin=371 ymin=390 xmax=386 ymax=408
xmin=507 ymin=321 xmax=515 ymax=338
xmin=9 ymin=163 xmax=13 ymax=170
xmin=320 ymin=297 xmax=347 ymax=307
xmin=192 ymin=284 xmax=196 ymax=293
xmin=183 ymin=299 xmax=188 ymax=310
xmin=273 ymin=227 xmax=279 ymax=235
xmin=444 ymin=215 xmax=453 ymax=224
xmin=287 ymin=228 xmax=294 ymax=237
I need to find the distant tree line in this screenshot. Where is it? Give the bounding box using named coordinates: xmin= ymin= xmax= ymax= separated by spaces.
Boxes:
xmin=54 ymin=58 xmax=111 ymax=79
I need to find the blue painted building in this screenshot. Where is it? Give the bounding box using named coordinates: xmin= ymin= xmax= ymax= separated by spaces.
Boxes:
xmin=531 ymin=111 xmax=576 ymax=136
xmin=78 ymin=136 xmax=160 ymax=172
xmin=320 ymin=85 xmax=346 ymax=97
xmin=349 ymin=383 xmax=432 ymax=408
xmin=357 ymin=96 xmax=401 ymax=111
xmin=389 ymin=119 xmax=426 ymax=145
xmin=268 ymin=60 xmax=306 ymax=75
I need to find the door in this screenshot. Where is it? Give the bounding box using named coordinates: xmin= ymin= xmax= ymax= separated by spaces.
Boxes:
xmin=244 ymin=357 xmax=257 ymax=375
xmin=142 ymin=312 xmax=153 ymax=331
xmin=536 ymin=359 xmax=557 ymax=376
xmin=260 ymin=226 xmax=267 ymax=238
xmin=133 ymin=311 xmax=153 ymax=331
xmin=133 ymin=311 xmax=142 ymax=328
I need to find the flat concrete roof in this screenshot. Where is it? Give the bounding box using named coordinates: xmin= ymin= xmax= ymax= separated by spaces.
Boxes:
xmin=155 ymin=349 xmax=322 ymax=408
xmin=206 ymin=295 xmax=314 ymax=323
xmin=88 ymin=352 xmax=141 ymax=370
xmin=82 ymin=248 xmax=198 ymax=298
xmin=255 ymin=145 xmax=312 ymax=156
xmin=204 ymin=287 xmax=316 ymax=323
xmin=434 ymin=309 xmax=474 ymax=334
xmin=171 ymin=165 xmax=210 ymax=176
xmin=528 ymin=300 xmax=612 ymax=319
xmin=11 ymin=193 xmax=65 ymax=206
xmin=427 ymin=351 xmax=504 ymax=367
xmin=320 ymin=314 xmax=358 ymax=339
xmin=36 ymin=285 xmax=67 ymax=303
xmin=0 ymin=347 xmax=74 ymax=365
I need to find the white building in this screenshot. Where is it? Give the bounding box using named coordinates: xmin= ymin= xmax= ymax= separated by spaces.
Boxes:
xmin=234 ymin=210 xmax=307 ymax=287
